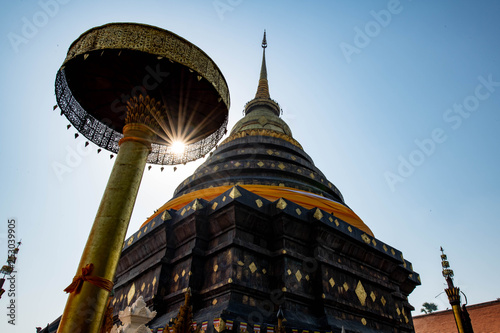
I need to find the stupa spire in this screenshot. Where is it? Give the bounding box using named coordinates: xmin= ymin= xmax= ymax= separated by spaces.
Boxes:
xmin=256 ymin=30 xmax=269 ymax=97
xmin=245 ymin=30 xmax=281 ymax=116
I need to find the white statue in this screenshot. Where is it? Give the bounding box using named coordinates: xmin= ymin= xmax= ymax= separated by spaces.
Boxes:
xmin=111 ymin=296 xmax=157 ymax=333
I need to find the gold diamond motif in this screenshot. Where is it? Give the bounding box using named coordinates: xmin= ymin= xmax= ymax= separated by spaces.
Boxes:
xmin=256 ymin=199 xmax=263 ymax=208
xmin=329 ymin=278 xmax=335 ymax=287
xmin=305 ymin=275 xmax=310 ymax=281
xmin=343 ymin=282 xmax=349 ymax=291
xmin=277 ymin=198 xmax=287 ymax=210
xmin=396 ymin=307 xmax=401 ymax=315
xmin=329 ymin=216 xmax=333 ymax=222
xmin=137 ymin=231 xmax=142 ymax=238
xmin=291 ymin=156 xmax=296 ymax=160
xmin=278 ymin=163 xmax=285 ymax=170
xmin=228 ymin=278 xmax=233 ymax=283
xmin=249 ymin=262 xmax=257 ymax=273
xmin=214 ymin=264 xmax=218 ymax=272
xmin=229 ymin=187 xmax=242 ymax=199
xmin=361 ymin=234 xmax=371 ymax=244
xmin=212 ymin=299 xmax=218 ymax=305
xmin=313 ymin=208 xmax=323 ymax=220
xmin=127 ymin=283 xmax=135 ymax=305
xmin=370 ymin=291 xmax=376 ymax=302
xmin=222 ymin=196 xmax=226 ymax=202
xmin=257 ymin=161 xmax=264 ymax=167
xmin=372 ymin=239 xmax=377 ymax=246
xmin=348 ymin=226 xmax=352 ymax=232
xmin=234 ymin=162 xmax=241 ymax=167
xmin=181 ymin=208 xmax=186 ymax=216
xmin=174 ymin=274 xmax=179 ymax=282
xmin=237 ymin=260 xmax=244 ymax=266
xmin=266 ymin=149 xmax=273 ymax=154
xmin=182 ymin=269 xmax=186 ymax=276
xmin=213 ymin=166 xmax=219 ymax=171
xmin=152 ymin=221 xmax=155 ymax=227
xmin=381 ymin=296 xmax=386 ymax=306
xmin=127 ymin=237 xmax=134 ymax=246
xmin=141 ymin=282 xmax=145 ymax=291
xmin=295 ymin=270 xmax=303 ymax=282
xmin=282 ymin=287 xmax=287 ymax=292
xmin=391 ymin=249 xmax=396 ymax=255
xmin=287 ymin=269 xmax=292 ymax=275
xmin=355 ymin=281 xmax=367 ymax=306
xmin=152 ymin=276 xmax=156 ymax=287
xmin=212 ymin=202 xmax=218 ymax=210
xmin=296 ymin=208 xmax=301 ymax=215
xmin=335 ymin=219 xmax=340 ymax=227
xmin=310 ymin=173 xmax=315 ymax=179
xmin=322 ymin=293 xmax=325 ymax=299
xmin=143 ymin=227 xmax=147 ymax=233
xmin=361 ymin=318 xmax=367 ymax=326
xmin=192 ymin=199 xmax=203 ymax=211
xmin=383 ymin=244 xmax=388 ymax=252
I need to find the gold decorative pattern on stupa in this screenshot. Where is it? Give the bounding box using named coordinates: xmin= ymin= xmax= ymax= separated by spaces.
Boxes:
xmin=355 ymin=281 xmax=367 ymax=306
xmin=295 ymin=270 xmax=303 ymax=282
xmin=127 ymin=283 xmax=135 ymax=305
xmin=361 ymin=234 xmax=371 ymax=244
xmin=277 ymin=198 xmax=287 ymax=210
xmin=313 ymin=208 xmax=323 ymax=220
xmin=229 ymin=187 xmax=242 ymax=199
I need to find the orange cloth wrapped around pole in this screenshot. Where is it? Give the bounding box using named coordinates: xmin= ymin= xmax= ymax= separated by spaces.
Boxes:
xmin=142 ymin=185 xmax=373 ymax=236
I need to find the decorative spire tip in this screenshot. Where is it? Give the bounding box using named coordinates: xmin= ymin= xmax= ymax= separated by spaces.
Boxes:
xmin=262 ymin=30 xmax=267 ymax=49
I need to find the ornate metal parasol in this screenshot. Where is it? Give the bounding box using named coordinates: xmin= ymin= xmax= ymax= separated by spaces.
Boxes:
xmin=55 ymin=22 xmax=229 ymax=164
xmin=55 ymin=23 xmax=229 ymax=333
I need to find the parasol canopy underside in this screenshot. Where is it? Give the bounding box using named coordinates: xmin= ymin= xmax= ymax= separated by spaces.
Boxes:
xmin=55 ymin=23 xmax=230 ymax=165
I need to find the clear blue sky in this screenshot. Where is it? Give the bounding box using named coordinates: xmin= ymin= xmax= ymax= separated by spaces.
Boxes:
xmin=1 ymin=0 xmax=500 ymax=331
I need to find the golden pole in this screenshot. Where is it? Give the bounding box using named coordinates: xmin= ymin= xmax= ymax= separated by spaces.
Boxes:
xmin=57 ymin=121 xmax=156 ymax=333
xmin=446 ymin=287 xmax=465 ymax=333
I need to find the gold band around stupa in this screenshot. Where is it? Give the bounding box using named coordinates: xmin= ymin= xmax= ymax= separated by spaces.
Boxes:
xmin=140 ymin=185 xmax=373 ymax=236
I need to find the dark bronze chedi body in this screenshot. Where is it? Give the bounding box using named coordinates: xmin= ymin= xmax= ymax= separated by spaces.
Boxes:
xmin=112 ymin=32 xmax=420 ymax=333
